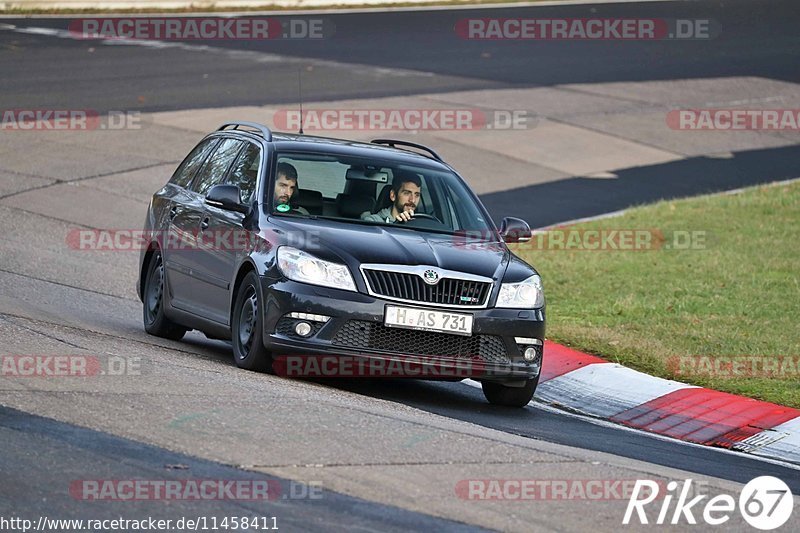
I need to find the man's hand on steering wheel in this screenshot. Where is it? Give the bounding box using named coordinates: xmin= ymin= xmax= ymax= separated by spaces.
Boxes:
xmin=394 ymin=209 xmax=415 ymax=223
xmin=394 ymin=210 xmax=442 ymax=224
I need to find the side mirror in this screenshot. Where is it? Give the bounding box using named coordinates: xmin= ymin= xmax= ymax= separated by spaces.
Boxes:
xmin=499 ymin=217 xmax=532 ymax=243
xmin=206 ymin=184 xmax=247 ymax=214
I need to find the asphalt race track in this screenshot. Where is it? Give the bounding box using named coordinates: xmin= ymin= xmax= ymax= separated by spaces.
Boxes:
xmin=1 ymin=0 xmax=799 ymax=531
xmin=3 ymin=0 xmax=799 ymax=111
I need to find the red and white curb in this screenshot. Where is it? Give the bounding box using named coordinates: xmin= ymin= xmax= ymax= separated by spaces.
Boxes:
xmin=472 ymin=341 xmax=800 ymax=465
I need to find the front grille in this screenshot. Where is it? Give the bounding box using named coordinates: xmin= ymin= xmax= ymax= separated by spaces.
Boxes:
xmin=363 ymin=269 xmax=490 ymax=306
xmin=332 ymin=320 xmax=509 ymax=364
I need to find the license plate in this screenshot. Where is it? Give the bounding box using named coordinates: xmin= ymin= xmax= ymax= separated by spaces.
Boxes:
xmin=384 ymin=305 xmax=473 ymax=336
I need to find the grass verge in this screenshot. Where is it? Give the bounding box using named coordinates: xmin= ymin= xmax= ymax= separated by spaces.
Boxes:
xmin=512 ymin=180 xmax=800 ymax=408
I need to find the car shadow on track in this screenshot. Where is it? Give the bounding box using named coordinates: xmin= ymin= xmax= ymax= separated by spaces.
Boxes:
xmin=306 ymin=377 xmax=536 ymax=417
xmin=173 ymin=334 xmax=536 ymax=416
xmin=172 ymin=332 xmax=238 ymax=363
xmin=480 ymin=143 xmax=800 ymax=228
xmin=165 ymin=336 xmax=499 ymax=411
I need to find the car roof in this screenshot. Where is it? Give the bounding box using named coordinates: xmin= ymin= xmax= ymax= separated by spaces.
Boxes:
xmin=277 ymin=133 xmax=449 ymax=168
xmin=211 ymin=127 xmax=453 ymax=172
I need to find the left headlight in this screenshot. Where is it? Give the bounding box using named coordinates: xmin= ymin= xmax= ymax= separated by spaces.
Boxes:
xmin=497 ymin=274 xmax=544 ymax=309
xmin=277 ymin=246 xmax=357 ymax=292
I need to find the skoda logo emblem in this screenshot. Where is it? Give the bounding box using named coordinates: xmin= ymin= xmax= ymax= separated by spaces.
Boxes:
xmin=422 ymin=269 xmax=440 ymax=285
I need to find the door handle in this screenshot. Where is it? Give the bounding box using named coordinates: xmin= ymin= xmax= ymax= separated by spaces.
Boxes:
xmin=200 ymin=217 xmax=210 ymax=231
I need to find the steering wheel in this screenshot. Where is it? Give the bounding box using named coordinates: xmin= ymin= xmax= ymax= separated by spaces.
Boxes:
xmin=395 ymin=213 xmax=450 ymax=232
xmin=395 ymin=213 xmax=442 ymax=223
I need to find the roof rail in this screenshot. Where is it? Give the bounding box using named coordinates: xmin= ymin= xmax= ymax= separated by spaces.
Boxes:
xmin=371 ymin=139 xmax=444 ymax=162
xmin=217 ymin=121 xmax=273 ymax=142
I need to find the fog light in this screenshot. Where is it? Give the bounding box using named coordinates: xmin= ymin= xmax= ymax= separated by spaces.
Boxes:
xmin=524 ymin=347 xmax=537 ymax=362
xmin=295 ymin=321 xmax=312 ymax=337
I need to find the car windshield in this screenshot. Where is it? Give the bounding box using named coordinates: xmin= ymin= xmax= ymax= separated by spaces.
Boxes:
xmin=269 ymin=151 xmax=495 ymax=237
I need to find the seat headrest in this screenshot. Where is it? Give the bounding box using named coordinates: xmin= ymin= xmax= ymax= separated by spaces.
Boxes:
xmin=296 ymin=189 xmax=323 ymax=215
xmin=374 ymin=184 xmax=393 ymax=213
xmin=337 ymin=193 xmax=375 ymax=218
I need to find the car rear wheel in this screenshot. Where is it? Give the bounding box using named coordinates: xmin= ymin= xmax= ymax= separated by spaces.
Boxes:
xmin=143 ymin=250 xmax=187 ymax=341
xmin=481 ymin=376 xmax=538 ymax=407
xmin=231 ymin=271 xmax=273 ymax=372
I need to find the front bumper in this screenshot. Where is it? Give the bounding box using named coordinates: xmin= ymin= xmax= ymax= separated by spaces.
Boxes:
xmin=260 ymin=277 xmax=545 ymax=382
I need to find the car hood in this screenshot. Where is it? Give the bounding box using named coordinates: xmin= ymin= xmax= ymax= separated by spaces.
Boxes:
xmin=268 ymin=217 xmax=511 ymax=280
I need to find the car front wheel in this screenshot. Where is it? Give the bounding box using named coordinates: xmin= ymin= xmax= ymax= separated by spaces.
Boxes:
xmin=231 ymin=271 xmax=273 ymax=372
xmin=142 ymin=250 xmax=187 ymax=341
xmin=481 ymin=376 xmax=538 ymax=407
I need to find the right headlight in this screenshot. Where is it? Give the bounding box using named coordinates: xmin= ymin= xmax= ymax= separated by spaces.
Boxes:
xmin=497 ymin=274 xmax=544 ymax=309
xmin=277 ymin=246 xmax=356 ymax=292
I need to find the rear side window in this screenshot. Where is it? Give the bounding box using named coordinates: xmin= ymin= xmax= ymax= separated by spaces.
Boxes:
xmin=287 ymin=159 xmax=349 ymax=198
xmin=169 ymin=138 xmax=218 ymax=188
xmin=227 ymin=142 xmax=261 ymax=203
xmin=192 ymin=138 xmax=244 ymax=196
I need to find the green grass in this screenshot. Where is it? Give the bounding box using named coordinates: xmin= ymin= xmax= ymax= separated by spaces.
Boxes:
xmin=513 ymin=181 xmax=800 ymax=408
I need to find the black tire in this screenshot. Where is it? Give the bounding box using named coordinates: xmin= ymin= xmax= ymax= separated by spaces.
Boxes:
xmin=142 ymin=250 xmax=187 ymax=341
xmin=481 ymin=376 xmax=539 ymax=407
xmin=231 ymin=271 xmax=273 ymax=372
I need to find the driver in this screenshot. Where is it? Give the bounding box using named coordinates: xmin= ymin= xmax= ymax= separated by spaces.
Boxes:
xmin=361 ymin=172 xmax=421 ymax=223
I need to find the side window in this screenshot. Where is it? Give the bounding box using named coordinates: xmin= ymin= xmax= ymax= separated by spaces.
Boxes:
xmin=226 ymin=142 xmax=261 ymax=203
xmin=191 ymin=138 xmax=244 ymax=196
xmin=169 ymin=138 xmax=218 ymax=188
xmin=443 ymin=181 xmax=485 ymax=231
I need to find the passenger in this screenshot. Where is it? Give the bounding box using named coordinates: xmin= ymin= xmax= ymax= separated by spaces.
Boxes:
xmin=361 ymin=173 xmax=421 ymax=223
xmin=273 ymin=162 xmax=309 ymax=215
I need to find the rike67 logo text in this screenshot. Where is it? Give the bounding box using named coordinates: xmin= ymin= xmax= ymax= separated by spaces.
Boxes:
xmin=624 ymin=477 xmax=794 ymax=530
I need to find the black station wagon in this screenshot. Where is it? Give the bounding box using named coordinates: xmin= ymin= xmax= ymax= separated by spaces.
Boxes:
xmin=137 ymin=121 xmax=545 ymax=406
